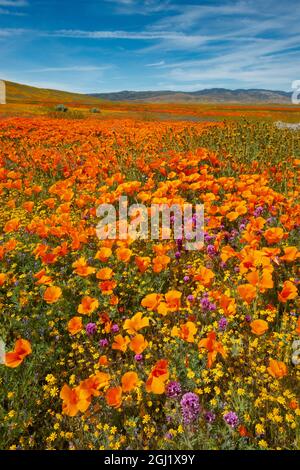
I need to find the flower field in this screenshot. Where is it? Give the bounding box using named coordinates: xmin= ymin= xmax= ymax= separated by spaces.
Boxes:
xmin=0 ymin=114 xmax=299 ymax=450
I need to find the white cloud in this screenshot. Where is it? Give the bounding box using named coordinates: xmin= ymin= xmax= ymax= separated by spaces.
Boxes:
xmin=146 ymin=60 xmax=165 ymax=67
xmin=26 ymin=65 xmax=112 ymax=73
xmin=50 ymin=29 xmax=205 ymax=41
xmin=0 ymin=0 xmax=27 ymax=6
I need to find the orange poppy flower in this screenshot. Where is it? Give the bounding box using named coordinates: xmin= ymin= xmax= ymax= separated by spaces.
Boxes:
xmin=238 ymin=425 xmax=251 ymax=438
xmin=246 ymin=269 xmax=274 ymax=292
xmin=129 ymin=334 xmax=148 ymax=354
xmin=278 ymin=281 xmax=298 ymax=303
xmin=0 ymin=273 xmax=6 ymax=286
xmin=112 ymin=334 xmax=130 ymax=352
xmin=264 ymin=227 xmax=284 ymax=245
xmin=141 ymin=293 xmax=163 ymax=311
xmin=237 ymin=284 xmax=257 ymax=303
xmin=171 ymin=321 xmax=197 ymax=343
xmin=199 ymin=331 xmax=227 ymax=368
xmin=116 ymin=247 xmax=132 ymax=263
xmin=135 ymin=256 xmax=151 ymax=273
xmin=267 ymin=359 xmax=288 ymax=379
xmin=106 ymin=386 xmax=122 ymax=408
xmin=43 ymin=286 xmax=62 ymax=304
xmin=96 ymin=267 xmax=114 ymax=280
xmin=77 ymin=296 xmax=99 ymax=315
xmin=280 ymin=246 xmax=300 ymax=262
xmin=193 ymin=266 xmax=215 ymax=287
xmin=67 ymin=316 xmax=83 ymax=335
xmin=250 ymin=319 xmax=268 ymax=335
xmin=79 ymin=372 xmax=110 ymax=397
xmin=72 ymin=257 xmax=96 ymax=277
xmin=98 ymin=280 xmax=117 ymax=295
xmin=145 ymin=359 xmax=169 ymax=394
xmin=5 ymin=338 xmax=32 ymax=368
xmin=164 ymin=290 xmax=182 ymax=311
xmin=3 ymin=218 xmax=20 ymax=233
xmin=152 ymin=255 xmax=170 ymax=273
xmin=60 ymin=384 xmax=91 ymax=417
xmin=98 ymin=355 xmax=108 ymax=366
xmin=123 ymin=312 xmax=149 ymax=334
xmin=23 ymin=201 xmax=34 ymax=212
xmin=289 ymin=400 xmax=298 ymax=410
xmin=157 ymin=290 xmax=182 ymax=315
xmin=218 ymin=294 xmax=236 ymax=317
xmin=121 ymin=371 xmax=139 ymax=392
xmin=94 ymin=247 xmax=112 ymax=262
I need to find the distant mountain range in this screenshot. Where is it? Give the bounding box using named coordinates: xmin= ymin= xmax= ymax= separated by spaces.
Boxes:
xmin=1 ymin=80 xmax=295 ymax=105
xmin=90 ymin=88 xmax=293 ymax=104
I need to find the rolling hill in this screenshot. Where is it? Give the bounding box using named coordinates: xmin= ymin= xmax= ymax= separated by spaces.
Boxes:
xmin=4 ymin=80 xmax=102 ymax=106
xmin=90 ymin=88 xmax=293 ymax=104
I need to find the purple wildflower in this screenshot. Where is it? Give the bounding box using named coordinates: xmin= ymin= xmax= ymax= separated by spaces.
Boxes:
xmin=224 ymin=411 xmax=239 ymax=428
xmin=207 ymin=244 xmax=216 ymax=256
xmin=218 ymin=317 xmax=228 ymax=331
xmin=204 ymin=411 xmax=216 ymax=424
xmin=254 ymin=206 xmax=264 ymax=217
xmin=180 ymin=392 xmax=201 ymax=424
xmin=111 ymin=324 xmax=119 ymax=333
xmin=99 ymin=338 xmax=109 ymax=348
xmin=86 ymin=322 xmax=97 ymax=336
xmin=166 ymin=381 xmax=182 ymax=398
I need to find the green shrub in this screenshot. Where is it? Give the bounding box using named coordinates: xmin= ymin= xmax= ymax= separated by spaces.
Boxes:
xmin=90 ymin=107 xmax=101 ymax=113
xmin=55 ymin=104 xmax=68 ymax=112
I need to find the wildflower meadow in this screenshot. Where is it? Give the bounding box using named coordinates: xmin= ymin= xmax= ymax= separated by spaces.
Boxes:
xmin=0 ymin=113 xmax=299 ymax=450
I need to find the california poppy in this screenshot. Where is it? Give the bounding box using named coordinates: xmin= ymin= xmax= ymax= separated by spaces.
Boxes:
xmin=121 ymin=372 xmax=139 ymax=392
xmin=267 ymin=358 xmax=287 ymax=378
xmin=237 ymin=284 xmax=257 ymax=304
xmin=43 ymin=286 xmax=62 ymax=304
xmin=130 ymin=334 xmax=148 ymax=354
xmin=68 ymin=316 xmax=83 ymax=335
xmin=106 ymin=386 xmax=122 ymax=408
xmin=77 ymin=296 xmax=99 ymax=315
xmin=123 ymin=312 xmax=149 ymax=335
xmin=141 ymin=293 xmax=163 ymax=311
xmin=250 ymin=319 xmax=268 ymax=336
xmin=278 ymin=281 xmax=298 ymax=303
xmin=199 ymin=331 xmax=227 ymax=368
xmin=5 ymin=339 xmax=32 ymax=368
xmin=60 ymin=384 xmax=91 ymax=417
xmin=112 ymin=334 xmax=130 ymax=353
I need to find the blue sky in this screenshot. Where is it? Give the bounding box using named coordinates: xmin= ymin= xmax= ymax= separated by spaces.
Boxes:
xmin=0 ymin=0 xmax=299 ymax=93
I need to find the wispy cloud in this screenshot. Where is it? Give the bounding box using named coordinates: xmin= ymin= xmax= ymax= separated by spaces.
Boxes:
xmin=49 ymin=29 xmax=205 ymax=41
xmin=0 ymin=0 xmax=27 ymax=5
xmin=0 ymin=27 xmax=29 ymax=37
xmin=146 ymin=60 xmax=165 ymax=67
xmin=104 ymin=0 xmax=174 ymax=15
xmin=26 ymin=65 xmax=112 ymax=73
